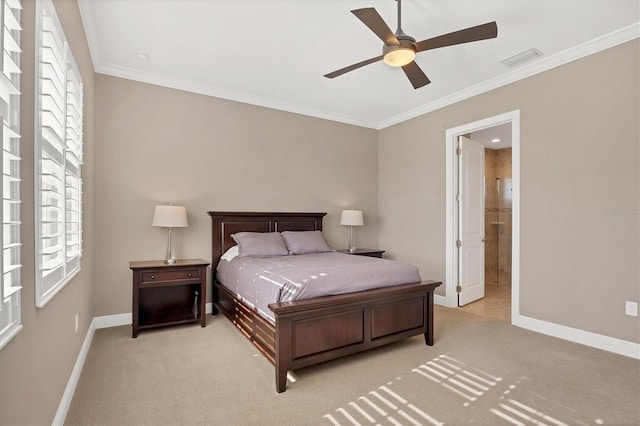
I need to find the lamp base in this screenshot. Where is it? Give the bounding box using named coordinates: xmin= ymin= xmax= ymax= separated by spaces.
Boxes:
xmin=164 ymin=227 xmax=177 ymax=265
xmin=348 ymin=226 xmax=357 ymax=253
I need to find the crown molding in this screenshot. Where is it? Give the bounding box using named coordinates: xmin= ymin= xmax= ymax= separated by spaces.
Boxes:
xmin=377 ymin=22 xmax=640 ymax=129
xmin=76 ymin=0 xmax=101 ymax=72
xmin=94 ymin=63 xmax=380 ymax=129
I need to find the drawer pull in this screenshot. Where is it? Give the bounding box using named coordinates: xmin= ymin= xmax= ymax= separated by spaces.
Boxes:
xmin=188 ymin=273 xmax=192 ymax=277
xmin=151 ymin=275 xmax=155 ymax=280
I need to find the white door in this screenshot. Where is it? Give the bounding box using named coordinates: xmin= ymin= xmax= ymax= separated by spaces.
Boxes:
xmin=458 ymin=136 xmax=485 ymax=306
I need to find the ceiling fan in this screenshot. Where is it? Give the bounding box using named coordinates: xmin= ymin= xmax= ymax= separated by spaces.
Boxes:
xmin=324 ymin=0 xmax=498 ymax=89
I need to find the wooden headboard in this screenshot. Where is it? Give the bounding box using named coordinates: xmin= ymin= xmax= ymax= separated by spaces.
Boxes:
xmin=207 ymin=211 xmax=326 ymax=269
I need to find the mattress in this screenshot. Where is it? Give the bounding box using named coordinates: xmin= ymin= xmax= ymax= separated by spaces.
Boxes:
xmin=216 ymin=251 xmax=421 ymax=323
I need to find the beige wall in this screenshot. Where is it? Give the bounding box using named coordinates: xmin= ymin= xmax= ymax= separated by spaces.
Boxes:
xmin=0 ymin=0 xmax=95 ymax=424
xmin=379 ymin=40 xmax=639 ymax=343
xmin=92 ymin=76 xmax=379 ymax=316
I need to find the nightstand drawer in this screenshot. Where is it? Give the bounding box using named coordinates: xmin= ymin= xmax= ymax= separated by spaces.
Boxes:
xmin=142 ymin=268 xmax=200 ymax=283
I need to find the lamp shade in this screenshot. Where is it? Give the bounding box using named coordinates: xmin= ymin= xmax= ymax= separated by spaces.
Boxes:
xmin=340 ymin=210 xmax=364 ymax=226
xmin=152 ymin=205 xmax=188 ymax=228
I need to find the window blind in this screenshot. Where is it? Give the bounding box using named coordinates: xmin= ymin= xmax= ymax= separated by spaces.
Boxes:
xmin=64 ymin=56 xmax=82 ymax=272
xmin=0 ymin=0 xmax=22 ymax=350
xmin=35 ymin=0 xmax=83 ymax=308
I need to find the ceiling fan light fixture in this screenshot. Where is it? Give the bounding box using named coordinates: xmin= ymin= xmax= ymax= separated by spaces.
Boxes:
xmin=324 ymin=2 xmax=498 ymax=89
xmin=383 ymin=47 xmax=415 ymax=67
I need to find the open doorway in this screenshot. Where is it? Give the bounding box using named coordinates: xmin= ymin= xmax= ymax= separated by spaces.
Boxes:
xmin=443 ymin=110 xmax=520 ymax=324
xmin=459 ymin=124 xmax=513 ymax=321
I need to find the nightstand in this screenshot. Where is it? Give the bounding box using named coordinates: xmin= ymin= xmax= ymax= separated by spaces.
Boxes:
xmin=130 ymin=259 xmax=209 ymax=338
xmin=338 ymin=248 xmax=385 ymax=258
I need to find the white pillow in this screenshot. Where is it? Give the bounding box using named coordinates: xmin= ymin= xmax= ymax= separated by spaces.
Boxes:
xmin=221 ymin=245 xmax=239 ymax=261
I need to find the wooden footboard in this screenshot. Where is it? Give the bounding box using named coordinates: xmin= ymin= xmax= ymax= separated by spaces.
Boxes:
xmin=269 ymin=280 xmax=440 ymax=392
xmin=214 ymin=279 xmax=441 ymax=393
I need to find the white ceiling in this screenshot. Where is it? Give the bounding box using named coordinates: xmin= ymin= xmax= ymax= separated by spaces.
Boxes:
xmin=471 ymin=123 xmax=512 ymax=150
xmin=77 ymin=0 xmax=640 ymax=129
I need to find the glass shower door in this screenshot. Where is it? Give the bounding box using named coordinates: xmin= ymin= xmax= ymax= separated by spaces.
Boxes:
xmin=495 ymin=177 xmax=512 ymax=286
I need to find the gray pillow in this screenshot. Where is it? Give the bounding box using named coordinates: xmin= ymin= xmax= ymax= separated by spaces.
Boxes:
xmin=231 ymin=232 xmax=289 ymax=258
xmin=281 ymin=230 xmax=333 ymax=255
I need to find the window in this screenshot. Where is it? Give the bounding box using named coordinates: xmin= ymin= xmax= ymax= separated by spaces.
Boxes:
xmin=0 ymin=0 xmax=22 ymax=350
xmin=35 ymin=0 xmax=83 ymax=308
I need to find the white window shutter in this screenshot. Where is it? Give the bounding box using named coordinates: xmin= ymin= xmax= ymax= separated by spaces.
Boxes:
xmin=0 ymin=0 xmax=22 ymax=350
xmin=35 ymin=0 xmax=83 ymax=308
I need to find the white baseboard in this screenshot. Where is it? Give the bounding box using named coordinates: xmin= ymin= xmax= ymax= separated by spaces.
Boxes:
xmin=513 ymin=314 xmax=640 ymax=360
xmin=93 ymin=312 xmax=131 ymax=329
xmin=52 ymin=317 xmax=97 ymax=426
xmin=434 ymin=294 xmax=453 ymax=307
xmin=436 ymin=294 xmax=639 ymax=359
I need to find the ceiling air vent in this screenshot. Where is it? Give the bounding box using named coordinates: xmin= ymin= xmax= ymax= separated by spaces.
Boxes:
xmin=501 ymin=48 xmax=543 ymax=68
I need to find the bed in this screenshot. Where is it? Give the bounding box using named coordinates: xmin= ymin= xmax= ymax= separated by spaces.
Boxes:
xmin=209 ymin=211 xmax=441 ymax=392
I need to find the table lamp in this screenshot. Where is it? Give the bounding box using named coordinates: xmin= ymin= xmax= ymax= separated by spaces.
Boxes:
xmin=152 ymin=205 xmax=188 ymax=264
xmin=340 ymin=209 xmax=364 ymax=253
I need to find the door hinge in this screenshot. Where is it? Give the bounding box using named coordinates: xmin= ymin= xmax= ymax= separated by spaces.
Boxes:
xmin=456 ymin=193 xmax=462 ymax=203
xmin=456 ymin=147 xmax=462 ymax=156
xmin=456 ymin=239 xmax=462 ymax=248
xmin=456 ymin=285 xmax=462 ymax=293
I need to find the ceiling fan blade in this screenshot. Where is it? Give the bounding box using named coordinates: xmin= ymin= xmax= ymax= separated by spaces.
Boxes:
xmin=414 ymin=22 xmax=498 ymax=53
xmin=401 ymin=61 xmax=431 ymax=89
xmin=352 ymin=8 xmax=400 ymax=46
xmin=324 ymin=55 xmax=384 ymax=79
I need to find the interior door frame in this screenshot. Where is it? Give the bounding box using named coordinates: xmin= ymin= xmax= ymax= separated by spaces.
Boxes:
xmin=441 ymin=110 xmax=520 ymax=323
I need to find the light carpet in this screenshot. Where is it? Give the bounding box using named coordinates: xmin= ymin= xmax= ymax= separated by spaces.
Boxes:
xmin=65 ymin=306 xmax=639 ymax=425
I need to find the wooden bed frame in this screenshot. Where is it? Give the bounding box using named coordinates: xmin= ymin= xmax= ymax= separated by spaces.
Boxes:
xmin=208 ymin=211 xmax=441 ymax=393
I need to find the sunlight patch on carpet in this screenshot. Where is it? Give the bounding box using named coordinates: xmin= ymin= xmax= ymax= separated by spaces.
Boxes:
xmin=491 ymin=398 xmax=570 ymax=426
xmin=412 ymin=354 xmax=501 ymax=403
xmin=323 ymin=382 xmax=444 ymax=425
xmin=322 ymin=353 xmax=601 ymax=425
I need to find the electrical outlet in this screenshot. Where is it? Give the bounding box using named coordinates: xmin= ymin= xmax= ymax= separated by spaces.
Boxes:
xmin=75 ymin=313 xmax=79 ymax=333
xmin=625 ymin=301 xmax=638 ymax=317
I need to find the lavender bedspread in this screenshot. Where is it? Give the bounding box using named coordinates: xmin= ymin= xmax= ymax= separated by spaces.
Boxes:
xmin=216 ymin=252 xmax=421 ymax=323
